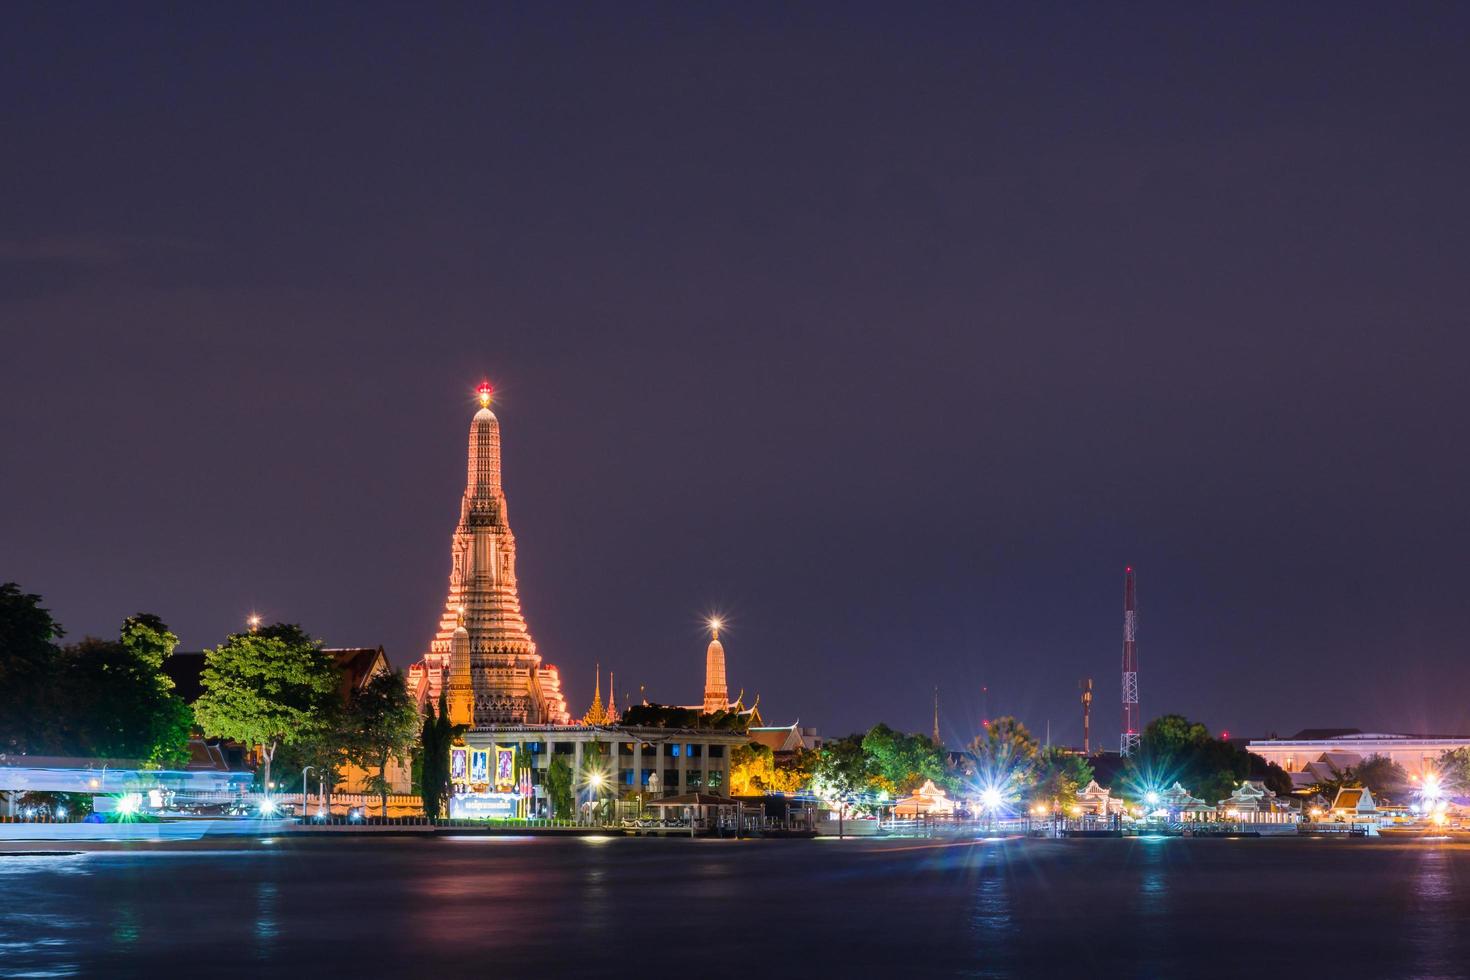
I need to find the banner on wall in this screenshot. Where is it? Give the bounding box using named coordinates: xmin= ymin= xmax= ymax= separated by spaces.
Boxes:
xmin=450 ymin=747 xmax=468 ymax=784
xmin=494 ymin=746 xmax=516 ymax=792
xmin=470 ymin=749 xmax=490 ymax=784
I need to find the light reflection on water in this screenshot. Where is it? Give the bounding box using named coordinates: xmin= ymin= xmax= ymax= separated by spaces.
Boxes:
xmin=1409 ymin=845 xmax=1456 ymax=979
xmin=255 ymin=880 xmax=278 ymax=960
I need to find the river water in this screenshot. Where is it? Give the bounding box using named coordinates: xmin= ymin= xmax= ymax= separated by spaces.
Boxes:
xmin=2 ymin=835 xmax=1467 ymax=978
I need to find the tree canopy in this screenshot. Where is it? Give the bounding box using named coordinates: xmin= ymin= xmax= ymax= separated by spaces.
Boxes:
xmin=344 ymin=668 xmax=419 ymax=817
xmin=0 ymin=588 xmax=190 ymax=766
xmin=193 ymin=622 xmax=340 ymax=789
xmin=1127 ymin=713 xmax=1291 ymax=804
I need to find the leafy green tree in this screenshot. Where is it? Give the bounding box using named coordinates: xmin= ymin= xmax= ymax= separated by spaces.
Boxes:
xmin=1439 ymin=748 xmax=1470 ymax=793
xmin=545 ymin=756 xmax=574 ymax=820
xmin=862 ymin=724 xmax=949 ymax=794
xmin=968 ymin=716 xmax=1040 ymax=787
xmin=0 ymin=583 xmax=65 ymax=754
xmin=193 ymin=623 xmax=340 ymax=792
xmin=770 ymin=747 xmax=818 ymax=794
xmin=1349 ymin=754 xmax=1408 ymax=801
xmin=345 ymin=669 xmax=419 ymax=818
xmin=812 ymin=735 xmax=876 ymax=809
xmin=1030 ymin=747 xmax=1094 ymax=807
xmin=64 ymin=637 xmax=194 ymax=767
xmin=729 ymin=742 xmax=776 ymax=795
xmin=1128 ymin=713 xmax=1291 ymax=805
xmin=415 ymin=694 xmax=461 ymax=821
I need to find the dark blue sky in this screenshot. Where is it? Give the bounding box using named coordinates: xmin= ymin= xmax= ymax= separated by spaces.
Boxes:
xmin=5 ymin=3 xmax=1469 ymax=745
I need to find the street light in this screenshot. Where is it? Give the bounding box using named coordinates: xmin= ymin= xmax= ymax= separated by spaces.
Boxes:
xmin=302 ymin=765 xmax=315 ymax=822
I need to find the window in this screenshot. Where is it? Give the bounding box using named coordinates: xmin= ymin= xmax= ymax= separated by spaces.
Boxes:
xmin=687 ymin=744 xmax=703 ymax=759
xmin=687 ymin=769 xmax=703 ymax=788
xmin=641 ymin=769 xmax=656 ymax=788
xmin=621 ymin=769 xmax=635 ymax=786
xmin=665 ymin=744 xmax=681 ymax=758
xmin=707 ymin=770 xmax=723 ymax=790
xmin=708 ymin=744 xmax=724 ymax=759
xmin=664 ymin=769 xmax=679 ymax=793
xmin=553 ymin=742 xmax=575 ymax=755
xmin=619 ymin=741 xmax=634 ymax=757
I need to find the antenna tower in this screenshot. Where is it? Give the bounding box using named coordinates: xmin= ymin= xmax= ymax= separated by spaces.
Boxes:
xmin=1080 ymin=677 xmax=1093 ymax=755
xmin=1120 ymin=566 xmax=1140 ymax=756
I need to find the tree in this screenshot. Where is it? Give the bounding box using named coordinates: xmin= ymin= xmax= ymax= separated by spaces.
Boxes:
xmin=769 ymin=748 xmax=818 ymax=794
xmin=1440 ymin=748 xmax=1470 ymax=793
xmin=1349 ymin=754 xmax=1408 ymax=801
xmin=345 ymin=669 xmax=419 ymax=818
xmin=545 ymin=756 xmax=574 ymax=820
xmin=1127 ymin=713 xmax=1291 ymax=805
xmin=415 ymin=693 xmax=462 ymax=821
xmin=0 ymin=583 xmax=65 ymax=754
xmin=1030 ymin=748 xmax=1094 ymax=808
xmin=729 ymin=742 xmax=776 ymax=795
xmin=193 ymin=623 xmax=340 ymax=793
xmin=968 ymin=716 xmax=1039 ymax=785
xmin=812 ymin=735 xmax=876 ymax=809
xmin=862 ymin=724 xmax=949 ymax=794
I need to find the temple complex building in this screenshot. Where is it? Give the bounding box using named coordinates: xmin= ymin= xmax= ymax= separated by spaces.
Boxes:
xmin=681 ymin=620 xmax=761 ymax=725
xmin=407 ymin=383 xmax=569 ymax=725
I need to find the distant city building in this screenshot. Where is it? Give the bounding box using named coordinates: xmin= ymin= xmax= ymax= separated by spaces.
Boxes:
xmin=1247 ymin=730 xmax=1470 ymax=792
xmin=407 ymin=384 xmax=569 ymax=725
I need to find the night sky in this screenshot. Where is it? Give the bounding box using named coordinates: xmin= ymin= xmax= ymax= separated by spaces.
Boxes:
xmin=5 ymin=4 xmax=1470 ymax=746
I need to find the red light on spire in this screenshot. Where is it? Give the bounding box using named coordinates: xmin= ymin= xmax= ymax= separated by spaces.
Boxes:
xmin=476 ymin=382 xmax=493 ymax=408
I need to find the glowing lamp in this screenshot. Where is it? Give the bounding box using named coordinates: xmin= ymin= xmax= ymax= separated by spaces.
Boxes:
xmin=1144 ymin=791 xmax=1160 ymax=806
xmin=981 ymin=787 xmax=1003 ymax=811
xmin=259 ymin=797 xmax=277 ymax=816
xmin=477 ymin=382 xmax=493 ymax=408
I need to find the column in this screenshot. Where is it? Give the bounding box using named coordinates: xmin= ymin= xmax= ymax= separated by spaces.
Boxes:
xmin=677 ymin=740 xmax=687 ymax=795
xmin=573 ymin=740 xmax=584 ymax=819
xmin=632 ymin=739 xmax=643 ymax=809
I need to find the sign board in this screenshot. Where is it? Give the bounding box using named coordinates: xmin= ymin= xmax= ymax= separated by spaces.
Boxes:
xmin=450 ymin=792 xmax=519 ymax=820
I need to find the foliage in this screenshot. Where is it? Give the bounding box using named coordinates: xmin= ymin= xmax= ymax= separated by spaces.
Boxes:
xmin=0 ymin=582 xmax=66 ymax=754
xmin=545 ymin=756 xmax=574 ymax=819
xmin=0 ymin=597 xmax=192 ymax=766
xmin=193 ymin=623 xmax=340 ymax=790
xmin=729 ymin=742 xmax=776 ymax=795
xmin=769 ymin=748 xmax=818 ymax=794
xmin=811 ymin=735 xmax=876 ymax=808
xmin=344 ymin=668 xmax=420 ymax=817
xmin=416 ymin=694 xmax=459 ymax=821
xmin=861 ymin=724 xmax=949 ymax=794
xmin=618 ymin=702 xmax=749 ymax=732
xmin=1030 ymin=747 xmax=1094 ymax=807
xmin=1348 ymin=754 xmax=1408 ymax=800
xmin=1126 ymin=714 xmax=1290 ymax=805
xmin=1439 ymin=748 xmax=1470 ymax=793
xmin=967 ymin=716 xmax=1040 ymax=788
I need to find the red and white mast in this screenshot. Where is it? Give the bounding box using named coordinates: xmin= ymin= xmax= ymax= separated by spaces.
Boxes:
xmin=1120 ymin=566 xmax=1140 ymax=756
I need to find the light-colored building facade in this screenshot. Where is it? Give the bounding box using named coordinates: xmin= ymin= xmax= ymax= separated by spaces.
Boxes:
xmin=462 ymin=725 xmax=749 ymax=812
xmin=1246 ymin=731 xmax=1470 ymax=791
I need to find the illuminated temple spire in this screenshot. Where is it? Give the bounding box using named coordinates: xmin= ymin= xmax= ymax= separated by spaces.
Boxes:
xmin=447 ymin=607 xmax=473 ymax=727
xmin=702 ymin=618 xmax=729 ymax=715
xmin=583 ymin=665 xmax=610 ymax=726
xmin=412 ymin=382 xmax=569 ymax=725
